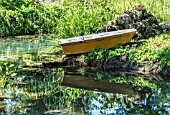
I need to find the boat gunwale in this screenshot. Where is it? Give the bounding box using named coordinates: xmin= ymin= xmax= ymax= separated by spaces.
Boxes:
xmin=58 ymin=28 xmax=137 ymax=44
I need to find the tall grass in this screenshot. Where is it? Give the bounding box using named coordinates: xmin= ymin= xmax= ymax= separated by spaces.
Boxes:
xmin=52 ymin=0 xmax=170 ymax=39
xmin=55 ymin=0 xmax=122 ymax=39
xmin=0 ymin=0 xmax=169 ymax=38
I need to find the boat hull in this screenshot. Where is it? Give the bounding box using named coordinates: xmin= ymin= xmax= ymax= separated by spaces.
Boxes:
xmin=59 ymin=29 xmax=136 ymax=55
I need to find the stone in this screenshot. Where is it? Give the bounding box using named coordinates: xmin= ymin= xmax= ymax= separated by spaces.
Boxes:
xmin=102 ymin=5 xmax=170 ymax=40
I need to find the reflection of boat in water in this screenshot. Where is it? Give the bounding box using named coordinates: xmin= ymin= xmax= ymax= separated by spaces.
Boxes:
xmin=58 ymin=29 xmax=137 ymax=54
xmin=60 ymin=72 xmax=135 ymax=95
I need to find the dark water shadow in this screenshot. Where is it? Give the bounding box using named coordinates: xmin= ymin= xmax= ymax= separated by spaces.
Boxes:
xmin=60 ymin=67 xmax=165 ymax=94
xmin=60 ymin=71 xmax=135 ymax=95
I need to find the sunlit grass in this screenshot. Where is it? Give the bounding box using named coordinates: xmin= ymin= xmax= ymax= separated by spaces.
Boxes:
xmin=1 ymin=0 xmax=169 ymax=37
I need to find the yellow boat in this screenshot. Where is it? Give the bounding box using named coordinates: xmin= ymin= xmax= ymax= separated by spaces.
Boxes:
xmin=58 ymin=29 xmax=137 ymax=55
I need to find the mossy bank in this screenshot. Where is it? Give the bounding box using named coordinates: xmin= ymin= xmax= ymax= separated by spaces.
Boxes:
xmin=42 ymin=33 xmax=170 ymax=77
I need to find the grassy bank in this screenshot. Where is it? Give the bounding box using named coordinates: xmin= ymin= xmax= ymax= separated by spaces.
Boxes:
xmin=0 ymin=0 xmax=170 ymax=37
xmin=77 ymin=33 xmax=170 ymax=75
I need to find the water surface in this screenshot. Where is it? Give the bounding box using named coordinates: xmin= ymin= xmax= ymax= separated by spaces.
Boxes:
xmin=0 ymin=36 xmax=169 ymax=115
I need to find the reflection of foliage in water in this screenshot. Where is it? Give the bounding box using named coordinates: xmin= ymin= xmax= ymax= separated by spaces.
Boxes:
xmin=0 ymin=62 xmax=169 ymax=114
xmin=79 ymin=69 xmax=158 ymax=91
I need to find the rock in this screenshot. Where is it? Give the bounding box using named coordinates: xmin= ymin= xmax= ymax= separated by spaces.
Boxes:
xmin=160 ymin=20 xmax=170 ymax=28
xmin=159 ymin=21 xmax=170 ymax=33
xmin=102 ymin=5 xmax=170 ymax=40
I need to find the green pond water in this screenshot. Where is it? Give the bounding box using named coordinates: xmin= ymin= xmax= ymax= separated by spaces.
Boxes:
xmin=0 ymin=36 xmax=169 ymax=115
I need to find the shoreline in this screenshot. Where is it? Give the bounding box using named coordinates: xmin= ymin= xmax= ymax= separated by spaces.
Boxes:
xmin=42 ymin=55 xmax=170 ymax=77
